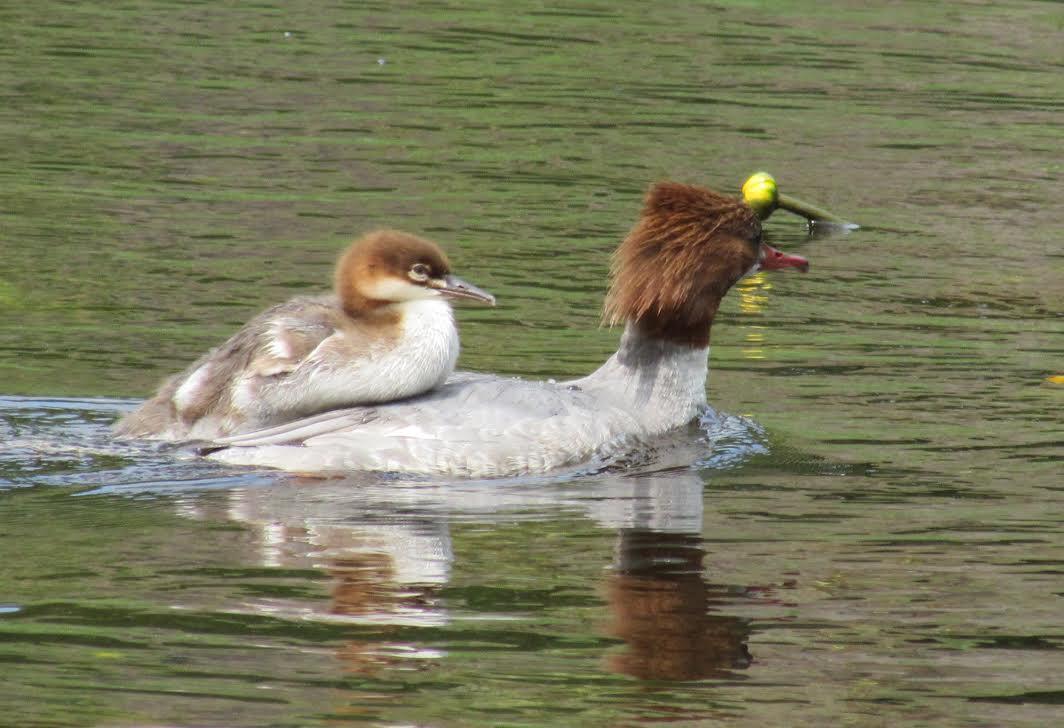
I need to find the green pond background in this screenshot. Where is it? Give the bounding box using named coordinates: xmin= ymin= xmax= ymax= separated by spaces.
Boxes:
xmin=2 ymin=1 xmax=1062 ymax=726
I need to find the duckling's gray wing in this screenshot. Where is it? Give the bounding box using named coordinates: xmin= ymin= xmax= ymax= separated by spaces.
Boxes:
xmin=116 ymin=296 xmax=351 ymax=440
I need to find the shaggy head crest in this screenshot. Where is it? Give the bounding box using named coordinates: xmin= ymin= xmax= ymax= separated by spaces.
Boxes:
xmin=603 ymin=182 xmax=762 ymax=347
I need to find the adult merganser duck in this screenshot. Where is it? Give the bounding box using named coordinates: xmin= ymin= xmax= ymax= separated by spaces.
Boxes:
xmin=205 ymin=179 xmax=820 ymax=478
xmin=115 ymin=229 xmax=495 ymax=441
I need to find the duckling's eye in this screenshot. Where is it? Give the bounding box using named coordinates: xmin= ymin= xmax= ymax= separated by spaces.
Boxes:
xmin=409 ymin=263 xmax=431 ymax=282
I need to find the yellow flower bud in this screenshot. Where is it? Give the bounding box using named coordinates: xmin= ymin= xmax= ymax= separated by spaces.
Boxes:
xmin=742 ymin=172 xmax=779 ymax=220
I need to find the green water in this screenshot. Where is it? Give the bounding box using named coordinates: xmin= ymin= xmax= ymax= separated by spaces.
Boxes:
xmin=2 ymin=1 xmax=1062 ymax=726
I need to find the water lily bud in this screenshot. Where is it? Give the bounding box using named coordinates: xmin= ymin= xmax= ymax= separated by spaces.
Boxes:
xmin=742 ymin=172 xmax=779 ymax=220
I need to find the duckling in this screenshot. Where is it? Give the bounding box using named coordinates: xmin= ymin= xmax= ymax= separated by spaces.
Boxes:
xmin=115 ymin=229 xmax=494 ymax=440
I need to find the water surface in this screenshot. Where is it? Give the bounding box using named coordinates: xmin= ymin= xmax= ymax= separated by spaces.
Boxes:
xmin=2 ymin=2 xmax=1062 ymax=726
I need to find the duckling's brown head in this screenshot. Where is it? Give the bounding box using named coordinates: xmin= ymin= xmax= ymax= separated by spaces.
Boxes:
xmin=604 ymin=181 xmax=808 ymax=348
xmin=335 ymin=230 xmax=495 ymax=316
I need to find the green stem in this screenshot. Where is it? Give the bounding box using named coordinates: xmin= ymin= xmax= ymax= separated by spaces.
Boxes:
xmin=776 ymin=193 xmax=849 ymax=224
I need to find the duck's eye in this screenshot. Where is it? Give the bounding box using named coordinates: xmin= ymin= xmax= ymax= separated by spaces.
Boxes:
xmin=409 ymin=263 xmax=431 ymax=282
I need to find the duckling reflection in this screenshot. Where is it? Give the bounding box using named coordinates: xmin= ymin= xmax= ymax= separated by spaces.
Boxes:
xmin=223 ymin=485 xmax=452 ymax=623
xmin=206 ymin=483 xmax=452 ymax=677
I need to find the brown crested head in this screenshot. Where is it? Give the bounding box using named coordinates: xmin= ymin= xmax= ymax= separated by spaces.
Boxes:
xmin=603 ymin=181 xmax=765 ymax=348
xmin=335 ymin=229 xmax=494 ymax=316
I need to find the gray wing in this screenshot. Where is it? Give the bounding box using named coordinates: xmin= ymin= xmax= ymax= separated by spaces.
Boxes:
xmin=212 ymin=372 xmax=581 ymax=446
xmin=207 ymin=372 xmax=635 ymax=476
xmin=116 ymin=296 xmax=341 ymax=438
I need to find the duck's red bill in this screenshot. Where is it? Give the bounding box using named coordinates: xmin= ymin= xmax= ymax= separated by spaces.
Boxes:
xmin=761 ymin=243 xmax=809 ymax=272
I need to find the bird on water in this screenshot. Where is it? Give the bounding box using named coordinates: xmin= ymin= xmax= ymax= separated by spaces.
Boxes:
xmin=204 ymin=176 xmax=839 ymax=477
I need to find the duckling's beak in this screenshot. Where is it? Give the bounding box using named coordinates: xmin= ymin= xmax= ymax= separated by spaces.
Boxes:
xmin=760 ymin=243 xmax=809 ymax=272
xmin=432 ymin=274 xmax=496 ymax=305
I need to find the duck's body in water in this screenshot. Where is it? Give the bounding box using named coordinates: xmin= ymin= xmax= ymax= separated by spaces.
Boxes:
xmin=207 ymin=181 xmax=810 ymax=477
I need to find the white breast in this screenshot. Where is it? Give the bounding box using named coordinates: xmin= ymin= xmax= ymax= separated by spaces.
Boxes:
xmin=380 ymin=298 xmax=461 ymax=395
xmin=247 ymin=299 xmax=460 ymax=421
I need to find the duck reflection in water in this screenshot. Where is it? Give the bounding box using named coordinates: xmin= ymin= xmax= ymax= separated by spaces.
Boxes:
xmin=605 ymin=529 xmax=751 ymax=681
xmin=190 ymin=470 xmax=758 ymax=682
xmin=583 ymin=473 xmax=753 ymax=681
